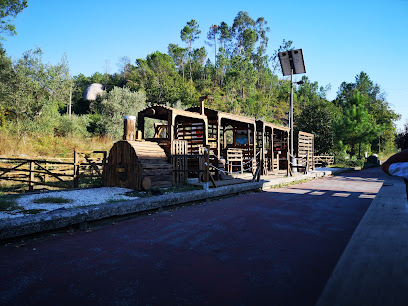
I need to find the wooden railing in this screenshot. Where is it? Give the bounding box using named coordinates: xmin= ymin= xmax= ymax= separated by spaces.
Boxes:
xmin=0 ymin=150 xmax=107 ymax=192
xmin=314 ymin=155 xmax=334 ymax=167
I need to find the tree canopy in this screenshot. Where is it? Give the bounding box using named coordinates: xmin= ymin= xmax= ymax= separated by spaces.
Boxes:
xmin=0 ymin=10 xmax=401 ymax=157
xmin=0 ymin=0 xmax=27 ymax=39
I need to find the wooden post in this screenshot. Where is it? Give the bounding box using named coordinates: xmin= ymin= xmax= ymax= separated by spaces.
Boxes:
xmin=204 ymin=145 xmax=210 ymax=183
xmin=253 ymin=123 xmax=257 ymax=170
xmin=44 ymin=162 xmax=48 ymax=183
xmin=261 ymin=124 xmax=266 ymax=175
xmin=199 ymin=95 xmax=207 ymax=115
xmin=29 ymin=161 xmax=34 ymax=192
xmin=73 ymin=150 xmax=79 ymax=188
xmin=102 ymin=151 xmax=107 ymax=186
xmin=123 ymin=115 xmax=136 ymax=141
xmin=306 ymin=151 xmax=309 ymax=174
xmin=287 ymin=151 xmax=291 ymax=177
xmin=137 ymin=113 xmax=145 ymax=139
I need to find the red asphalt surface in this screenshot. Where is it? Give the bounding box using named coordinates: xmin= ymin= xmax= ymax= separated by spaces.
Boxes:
xmin=0 ymin=168 xmax=388 ymax=305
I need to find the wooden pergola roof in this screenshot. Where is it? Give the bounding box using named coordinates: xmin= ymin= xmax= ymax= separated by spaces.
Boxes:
xmin=186 ymin=106 xmax=256 ymax=126
xmin=139 ymin=105 xmax=207 ymax=122
xmin=256 ymin=120 xmax=289 ymax=132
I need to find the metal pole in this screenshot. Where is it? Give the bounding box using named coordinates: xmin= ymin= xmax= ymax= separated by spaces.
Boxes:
xmin=290 ymin=69 xmax=293 ymax=157
xmin=379 ymin=135 xmax=381 ymax=165
xmin=290 ymin=69 xmax=297 ymax=172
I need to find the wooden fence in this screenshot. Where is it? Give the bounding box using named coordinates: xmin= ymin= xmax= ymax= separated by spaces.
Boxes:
xmin=0 ymin=150 xmax=107 ymax=192
xmin=314 ymin=155 xmax=334 ymax=167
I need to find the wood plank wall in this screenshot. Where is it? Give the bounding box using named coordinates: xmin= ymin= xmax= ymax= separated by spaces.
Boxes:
xmin=298 ymin=131 xmax=314 ymax=171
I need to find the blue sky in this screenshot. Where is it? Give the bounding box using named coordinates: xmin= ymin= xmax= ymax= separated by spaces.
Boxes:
xmin=3 ymin=0 xmax=408 ymax=129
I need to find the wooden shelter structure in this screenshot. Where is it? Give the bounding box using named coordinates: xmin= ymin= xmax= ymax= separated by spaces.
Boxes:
xmin=137 ymin=105 xmax=208 ymax=156
xmin=186 ymin=106 xmax=258 ymax=175
xmin=105 ymin=101 xmax=314 ymax=190
xmin=256 ymin=120 xmax=290 ymax=174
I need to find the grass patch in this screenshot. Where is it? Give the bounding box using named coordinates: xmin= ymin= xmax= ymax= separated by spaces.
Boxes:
xmin=270 ymin=178 xmax=313 ymax=189
xmin=166 ymin=184 xmax=202 ymax=193
xmin=33 ymin=197 xmax=73 ymax=204
xmin=79 ymin=177 xmax=104 ymax=189
xmin=0 ymin=182 xmax=26 ymax=195
xmin=124 ymin=183 xmax=202 ymax=198
xmin=0 ymin=195 xmax=20 ymax=212
xmin=124 ymin=190 xmax=149 ymax=198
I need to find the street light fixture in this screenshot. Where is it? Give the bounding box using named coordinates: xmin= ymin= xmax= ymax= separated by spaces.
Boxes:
xmin=278 ymin=49 xmax=306 ymax=172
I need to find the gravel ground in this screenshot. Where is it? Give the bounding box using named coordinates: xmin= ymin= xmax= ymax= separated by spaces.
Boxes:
xmin=0 ymin=187 xmax=136 ymax=220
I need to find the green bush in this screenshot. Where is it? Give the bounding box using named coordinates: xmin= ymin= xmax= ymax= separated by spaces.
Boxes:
xmin=334 ymin=155 xmax=364 ymax=168
xmin=57 ymin=114 xmax=90 ymax=138
xmin=92 ymin=87 xmax=147 ymax=140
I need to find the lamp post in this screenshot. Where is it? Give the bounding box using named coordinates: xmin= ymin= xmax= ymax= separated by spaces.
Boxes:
xmin=379 ymin=131 xmax=383 ymax=165
xmin=278 ymin=49 xmax=306 ymax=172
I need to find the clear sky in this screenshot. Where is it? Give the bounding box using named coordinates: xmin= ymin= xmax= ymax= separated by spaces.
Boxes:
xmin=2 ymin=0 xmax=408 ymax=129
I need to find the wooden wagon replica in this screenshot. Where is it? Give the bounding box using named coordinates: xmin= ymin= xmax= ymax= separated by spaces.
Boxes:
xmin=105 ymin=105 xmax=209 ymax=190
xmin=105 ymin=99 xmax=315 ymax=190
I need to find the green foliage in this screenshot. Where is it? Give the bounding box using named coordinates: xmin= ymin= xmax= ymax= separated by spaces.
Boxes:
xmin=181 ymin=19 xmax=201 ymax=80
xmin=0 ymin=0 xmax=27 ymax=39
xmin=0 ymin=195 xmax=19 ymax=212
xmin=0 ymin=11 xmax=401 ymax=157
xmin=396 ymin=119 xmax=408 ymax=150
xmin=334 ymin=91 xmax=383 ymax=156
xmin=334 ymin=72 xmax=399 ymax=155
xmin=334 ymin=155 xmax=364 ymax=168
xmin=0 ymin=47 xmax=74 ymax=137
xmin=131 ymin=51 xmax=199 ymax=106
xmin=295 ymin=98 xmax=341 ymax=154
xmin=168 ymin=43 xmax=187 ymax=79
xmin=57 ymin=114 xmax=90 ymax=138
xmin=92 ymin=87 xmax=146 ymax=140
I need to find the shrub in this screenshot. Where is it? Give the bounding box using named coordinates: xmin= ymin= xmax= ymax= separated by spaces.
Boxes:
xmin=93 ymin=87 xmax=147 ymax=140
xmin=334 ymin=155 xmax=364 ymax=168
xmin=57 ymin=114 xmax=90 ymax=138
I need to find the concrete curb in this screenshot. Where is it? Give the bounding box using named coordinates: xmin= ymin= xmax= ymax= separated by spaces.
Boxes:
xmin=0 ymin=181 xmax=263 ymax=241
xmin=0 ymin=167 xmax=358 ymax=241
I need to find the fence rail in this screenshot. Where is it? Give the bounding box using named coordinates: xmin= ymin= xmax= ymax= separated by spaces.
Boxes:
xmin=0 ymin=150 xmax=107 ymax=192
xmin=314 ymin=155 xmax=334 ymax=167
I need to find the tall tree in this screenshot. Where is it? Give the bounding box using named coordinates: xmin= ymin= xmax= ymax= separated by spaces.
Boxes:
xmin=335 ymin=91 xmax=383 ymax=157
xmin=231 ymin=11 xmax=256 ymax=57
xmin=180 ymin=19 xmax=201 ymax=79
xmin=133 ymin=51 xmax=198 ymax=106
xmin=396 ymin=119 xmax=408 ymax=150
xmin=168 ymin=43 xmax=187 ymax=80
xmin=0 ymin=0 xmax=27 ymax=39
xmin=295 ymin=88 xmax=340 ymax=155
xmin=253 ymin=17 xmax=270 ymax=87
xmin=335 ymin=71 xmax=400 ymax=153
xmin=117 ymin=56 xmax=131 ymax=81
xmin=190 ymin=46 xmax=207 ymax=81
xmin=206 ymin=24 xmax=218 ymax=66
xmin=218 ymin=21 xmax=232 ymax=51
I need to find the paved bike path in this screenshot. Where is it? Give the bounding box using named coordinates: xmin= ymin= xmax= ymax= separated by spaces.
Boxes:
xmin=0 ymin=168 xmax=387 ymax=305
